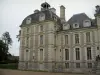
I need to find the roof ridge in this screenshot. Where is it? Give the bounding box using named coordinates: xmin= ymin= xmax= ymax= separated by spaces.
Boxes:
xmin=73 ymin=13 xmax=86 ymax=16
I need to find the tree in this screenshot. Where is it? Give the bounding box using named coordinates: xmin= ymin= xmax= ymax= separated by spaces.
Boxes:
xmin=2 ymin=32 xmax=13 ymax=46
xmin=0 ymin=32 xmax=13 ymax=62
xmin=16 ymin=30 xmax=21 ymax=41
xmin=0 ymin=40 xmax=8 ymax=61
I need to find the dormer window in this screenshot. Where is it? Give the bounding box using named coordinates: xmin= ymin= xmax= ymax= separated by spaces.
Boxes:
xmin=26 ymin=17 xmax=31 ymax=24
xmin=73 ymin=23 xmax=79 ymax=28
xmin=39 ymin=13 xmax=45 ymax=21
xmin=63 ymin=24 xmax=70 ymax=30
xmin=53 ymin=16 xmax=57 ymax=21
xmin=83 ymin=20 xmax=91 ymax=27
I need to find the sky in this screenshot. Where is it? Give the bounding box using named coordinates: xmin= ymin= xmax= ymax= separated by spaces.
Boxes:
xmin=0 ymin=0 xmax=100 ymax=56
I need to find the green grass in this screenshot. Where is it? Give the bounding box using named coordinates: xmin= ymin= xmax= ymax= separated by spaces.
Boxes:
xmin=0 ymin=63 xmax=18 ymax=69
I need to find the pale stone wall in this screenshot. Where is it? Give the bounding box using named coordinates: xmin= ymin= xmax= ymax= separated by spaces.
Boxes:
xmin=55 ymin=27 xmax=100 ymax=72
xmin=19 ymin=16 xmax=100 ymax=73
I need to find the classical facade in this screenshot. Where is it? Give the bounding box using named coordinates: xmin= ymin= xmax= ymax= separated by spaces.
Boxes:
xmin=18 ymin=2 xmax=100 ymax=73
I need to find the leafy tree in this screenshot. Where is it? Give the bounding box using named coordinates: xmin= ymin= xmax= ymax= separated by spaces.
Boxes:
xmin=2 ymin=32 xmax=12 ymax=46
xmin=0 ymin=40 xmax=8 ymax=61
xmin=0 ymin=32 xmax=13 ymax=62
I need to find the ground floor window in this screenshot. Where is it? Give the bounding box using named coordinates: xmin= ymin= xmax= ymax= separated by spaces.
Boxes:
xmin=76 ymin=63 xmax=80 ymax=68
xmin=65 ymin=63 xmax=69 ymax=68
xmin=88 ymin=63 xmax=92 ymax=68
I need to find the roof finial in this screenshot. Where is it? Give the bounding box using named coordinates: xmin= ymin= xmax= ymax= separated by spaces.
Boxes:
xmin=41 ymin=1 xmax=50 ymax=10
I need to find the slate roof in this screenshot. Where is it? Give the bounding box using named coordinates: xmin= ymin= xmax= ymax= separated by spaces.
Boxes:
xmin=21 ymin=10 xmax=62 ymax=27
xmin=68 ymin=13 xmax=96 ymax=29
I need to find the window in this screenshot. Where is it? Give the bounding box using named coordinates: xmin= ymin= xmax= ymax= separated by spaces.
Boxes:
xmin=75 ymin=24 xmax=78 ymax=27
xmin=73 ymin=23 xmax=79 ymax=28
xmin=54 ymin=49 xmax=56 ymax=60
xmin=40 ymin=35 xmax=43 ymax=45
xmin=88 ymin=63 xmax=92 ymax=68
xmin=97 ymin=46 xmax=99 ymax=50
xmin=33 ymin=53 xmax=35 ymax=59
xmin=63 ymin=24 xmax=70 ymax=30
xmin=26 ymin=50 xmax=28 ymax=52
xmin=65 ymin=35 xmax=68 ymax=44
xmin=40 ymin=49 xmax=43 ymax=61
xmin=76 ymin=63 xmax=80 ymax=68
xmin=65 ymin=49 xmax=69 ymax=60
xmin=65 ymin=63 xmax=69 ymax=68
xmin=54 ymin=16 xmax=57 ymax=21
xmin=75 ymin=48 xmax=80 ymax=60
xmin=40 ymin=25 xmax=43 ymax=32
xmin=60 ymin=49 xmax=61 ymax=52
xmin=33 ymin=56 xmax=34 ymax=59
xmin=27 ymin=28 xmax=29 ymax=33
xmin=87 ymin=47 xmax=92 ymax=60
xmin=39 ymin=14 xmax=45 ymax=21
xmin=86 ymin=32 xmax=90 ymax=42
xmin=26 ymin=17 xmax=31 ymax=24
xmin=83 ymin=20 xmax=91 ymax=27
xmin=75 ymin=34 xmax=79 ymax=44
xmin=26 ymin=37 xmax=29 ymax=47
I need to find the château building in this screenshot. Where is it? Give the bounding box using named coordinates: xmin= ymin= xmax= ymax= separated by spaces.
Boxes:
xmin=18 ymin=2 xmax=100 ymax=73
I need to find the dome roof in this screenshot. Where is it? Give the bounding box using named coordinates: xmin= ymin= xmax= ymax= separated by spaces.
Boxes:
xmin=41 ymin=2 xmax=50 ymax=8
xmin=21 ymin=10 xmax=62 ymax=27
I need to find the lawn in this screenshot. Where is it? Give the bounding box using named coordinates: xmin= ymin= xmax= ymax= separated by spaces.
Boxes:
xmin=0 ymin=63 xmax=18 ymax=69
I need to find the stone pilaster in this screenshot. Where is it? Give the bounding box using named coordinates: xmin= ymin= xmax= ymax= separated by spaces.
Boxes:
xmin=70 ymin=32 xmax=74 ymax=70
xmin=92 ymin=31 xmax=96 ymax=61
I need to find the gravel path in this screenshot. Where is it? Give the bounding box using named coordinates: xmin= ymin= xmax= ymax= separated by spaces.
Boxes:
xmin=0 ymin=69 xmax=94 ymax=75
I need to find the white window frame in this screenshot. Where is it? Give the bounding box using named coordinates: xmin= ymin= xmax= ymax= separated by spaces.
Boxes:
xmin=83 ymin=20 xmax=91 ymax=27
xmin=26 ymin=17 xmax=31 ymax=24
xmin=73 ymin=23 xmax=79 ymax=28
xmin=39 ymin=13 xmax=45 ymax=21
xmin=63 ymin=24 xmax=70 ymax=30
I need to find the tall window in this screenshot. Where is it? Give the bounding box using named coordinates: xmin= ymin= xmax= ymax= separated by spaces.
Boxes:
xmin=65 ymin=49 xmax=69 ymax=60
xmin=88 ymin=63 xmax=92 ymax=68
xmin=75 ymin=34 xmax=79 ymax=44
xmin=40 ymin=35 xmax=43 ymax=45
xmin=26 ymin=50 xmax=29 ymax=61
xmin=75 ymin=48 xmax=80 ymax=60
xmin=65 ymin=63 xmax=69 ymax=68
xmin=40 ymin=25 xmax=43 ymax=32
xmin=87 ymin=47 xmax=92 ymax=60
xmin=40 ymin=49 xmax=43 ymax=61
xmin=86 ymin=32 xmax=90 ymax=42
xmin=54 ymin=49 xmax=56 ymax=60
xmin=76 ymin=63 xmax=80 ymax=68
xmin=26 ymin=37 xmax=29 ymax=47
xmin=27 ymin=28 xmax=29 ymax=33
xmin=65 ymin=35 xmax=68 ymax=44
xmin=33 ymin=53 xmax=35 ymax=60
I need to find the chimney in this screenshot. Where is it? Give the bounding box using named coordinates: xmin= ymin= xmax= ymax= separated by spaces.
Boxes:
xmin=60 ymin=5 xmax=65 ymax=21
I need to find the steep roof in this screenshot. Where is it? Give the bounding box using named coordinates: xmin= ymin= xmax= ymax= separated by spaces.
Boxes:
xmin=68 ymin=13 xmax=92 ymax=28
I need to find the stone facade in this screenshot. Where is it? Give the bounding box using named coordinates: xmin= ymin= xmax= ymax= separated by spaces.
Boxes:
xmin=18 ymin=2 xmax=100 ymax=73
